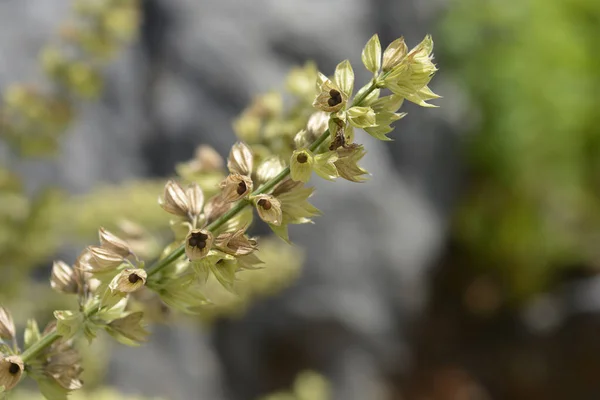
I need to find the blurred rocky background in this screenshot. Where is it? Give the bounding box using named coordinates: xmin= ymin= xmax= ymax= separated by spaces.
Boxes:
xmin=1 ymin=0 xmax=600 ymax=399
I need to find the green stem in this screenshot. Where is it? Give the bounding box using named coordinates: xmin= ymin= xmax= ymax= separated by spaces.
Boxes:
xmin=21 ymin=331 xmax=59 ymax=363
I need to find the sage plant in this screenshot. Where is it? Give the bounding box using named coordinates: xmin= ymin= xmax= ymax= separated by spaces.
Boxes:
xmin=0 ymin=33 xmax=439 ymax=398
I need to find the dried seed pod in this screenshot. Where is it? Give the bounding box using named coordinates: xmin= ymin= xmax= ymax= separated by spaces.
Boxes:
xmin=185 ymin=182 xmax=205 ymax=217
xmin=0 ymin=307 xmax=15 ymax=341
xmin=98 ymin=227 xmax=131 ymax=257
xmin=159 ymin=180 xmax=190 ymax=217
xmin=227 ymin=142 xmax=253 ymax=175
xmin=254 ymin=194 xmax=283 ymax=226
xmin=219 ymin=173 xmax=253 ymax=203
xmin=51 ymin=261 xmax=78 ymax=294
xmin=109 ymin=269 xmax=147 ymax=294
xmin=0 ymin=355 xmax=23 ymax=390
xmin=185 ymin=229 xmax=214 ymax=261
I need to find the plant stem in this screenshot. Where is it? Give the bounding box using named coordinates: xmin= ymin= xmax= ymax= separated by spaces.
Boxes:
xmin=21 ymin=76 xmax=382 ymax=365
xmin=21 ymin=331 xmax=59 ymax=363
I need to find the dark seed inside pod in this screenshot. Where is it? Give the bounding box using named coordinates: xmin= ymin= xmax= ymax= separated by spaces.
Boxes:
xmin=257 ymin=198 xmax=272 ymax=210
xmin=236 ymin=181 xmax=247 ymax=195
xmin=297 ymin=153 xmax=309 ymax=163
xmin=189 ymin=232 xmax=209 ymax=248
xmin=8 ymin=362 xmax=20 ymax=375
xmin=128 ymin=274 xmax=141 ymax=284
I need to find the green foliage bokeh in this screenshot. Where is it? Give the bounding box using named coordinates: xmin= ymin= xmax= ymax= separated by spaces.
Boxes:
xmin=442 ymin=0 xmax=600 ymax=298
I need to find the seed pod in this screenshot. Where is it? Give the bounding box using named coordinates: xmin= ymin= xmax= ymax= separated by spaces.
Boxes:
xmin=109 ymin=269 xmax=147 ymax=294
xmin=219 ymin=173 xmax=253 ymax=203
xmin=0 ymin=355 xmax=23 ymax=390
xmin=87 ymin=246 xmax=124 ymax=271
xmin=98 ymin=227 xmax=131 ymax=257
xmin=0 ymin=307 xmax=15 ymax=341
xmin=159 ymin=180 xmax=190 ymax=217
xmin=185 ymin=229 xmax=214 ymax=261
xmin=254 ymin=195 xmax=283 ymax=226
xmin=227 ymin=142 xmax=253 ymax=175
xmin=51 ymin=261 xmax=78 ymax=294
xmin=185 ymin=183 xmax=205 ymax=217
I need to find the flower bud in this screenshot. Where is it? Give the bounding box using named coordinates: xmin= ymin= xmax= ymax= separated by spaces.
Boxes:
xmin=256 ymin=156 xmax=286 ymax=185
xmin=0 ymin=307 xmax=15 ymax=341
xmin=54 ymin=310 xmax=84 ymax=340
xmin=51 ymin=261 xmax=78 ymax=294
xmin=334 ymin=60 xmax=354 ymax=98
xmin=254 ymin=195 xmax=283 ymax=226
xmin=227 ymin=142 xmax=254 ymax=176
xmin=294 ymin=129 xmax=312 ymax=149
xmin=290 ymin=149 xmax=314 ymax=183
xmin=98 ymin=227 xmax=131 ymax=258
xmin=194 ymin=145 xmax=223 ymax=172
xmin=204 ymin=195 xmax=231 ymax=225
xmin=382 ymin=36 xmax=408 ymax=72
xmin=159 ymin=180 xmax=190 ymax=217
xmin=109 ymin=269 xmax=147 ymax=294
xmin=219 ymin=173 xmax=253 ymax=203
xmin=185 ymin=229 xmax=214 ymax=261
xmin=185 ymin=182 xmax=205 ymax=217
xmin=347 ymin=106 xmax=377 ymax=129
xmin=0 ymin=355 xmax=23 ymax=390
xmin=361 ymin=34 xmax=382 ymax=74
xmin=306 ymin=111 xmax=329 ymax=137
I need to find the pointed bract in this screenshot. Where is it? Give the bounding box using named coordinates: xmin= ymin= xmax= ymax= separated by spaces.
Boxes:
xmin=313 ymin=151 xmax=339 ymax=181
xmin=106 ymin=311 xmax=149 ymax=345
xmin=361 ymin=34 xmax=382 ymax=74
xmin=334 ymin=60 xmax=354 ymax=98
xmin=335 ymin=145 xmax=370 ymax=182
